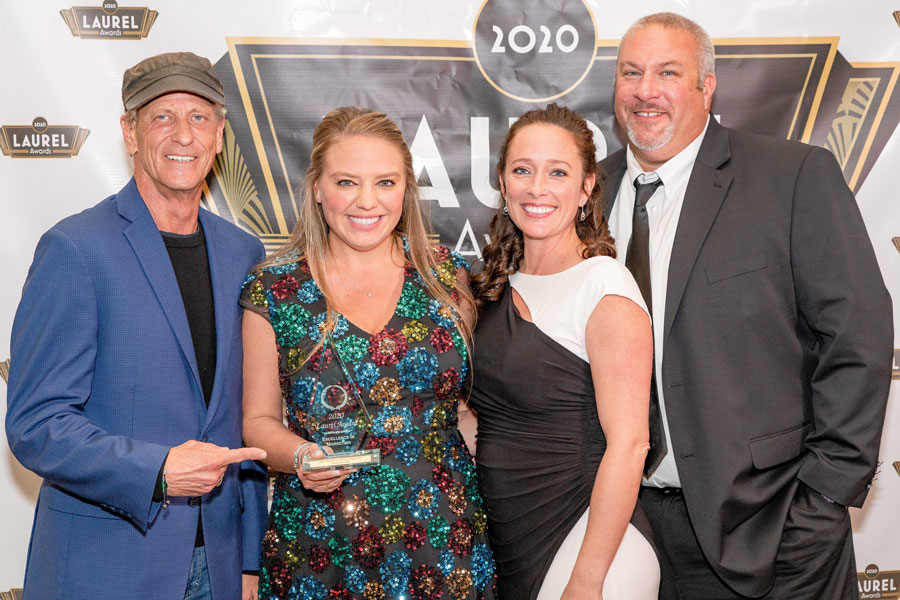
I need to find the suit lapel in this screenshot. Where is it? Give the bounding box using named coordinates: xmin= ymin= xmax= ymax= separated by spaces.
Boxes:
xmin=199 ymin=210 xmax=234 ymax=429
xmin=118 ymin=179 xmax=203 ymax=403
xmin=663 ymin=119 xmax=733 ymax=349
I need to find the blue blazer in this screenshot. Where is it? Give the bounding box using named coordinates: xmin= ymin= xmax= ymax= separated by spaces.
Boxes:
xmin=6 ymin=179 xmax=268 ymax=600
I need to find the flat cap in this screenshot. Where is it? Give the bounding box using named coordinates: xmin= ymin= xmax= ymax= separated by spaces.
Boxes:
xmin=122 ymin=51 xmax=224 ymax=111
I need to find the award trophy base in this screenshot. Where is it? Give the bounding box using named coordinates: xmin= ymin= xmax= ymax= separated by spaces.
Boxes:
xmin=302 ymin=448 xmax=381 ymax=472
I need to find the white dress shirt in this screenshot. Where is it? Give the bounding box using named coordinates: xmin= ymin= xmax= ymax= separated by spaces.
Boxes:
xmin=607 ymin=117 xmax=710 ymax=488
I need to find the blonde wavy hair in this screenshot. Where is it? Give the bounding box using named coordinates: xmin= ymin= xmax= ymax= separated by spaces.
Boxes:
xmin=260 ymin=106 xmax=473 ymax=348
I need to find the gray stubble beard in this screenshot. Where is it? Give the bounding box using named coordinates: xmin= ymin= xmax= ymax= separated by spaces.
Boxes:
xmin=625 ymin=116 xmax=674 ymax=152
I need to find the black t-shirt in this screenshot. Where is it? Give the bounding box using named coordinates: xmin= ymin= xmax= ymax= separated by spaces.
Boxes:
xmin=162 ymin=226 xmax=216 ymax=406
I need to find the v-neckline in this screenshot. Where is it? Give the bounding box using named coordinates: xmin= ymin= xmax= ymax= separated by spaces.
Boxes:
xmin=335 ymin=270 xmax=408 ymax=338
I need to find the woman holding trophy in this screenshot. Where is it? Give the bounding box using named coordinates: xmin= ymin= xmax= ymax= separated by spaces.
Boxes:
xmin=469 ymin=104 xmax=659 ymax=599
xmin=240 ymin=106 xmax=496 ymax=598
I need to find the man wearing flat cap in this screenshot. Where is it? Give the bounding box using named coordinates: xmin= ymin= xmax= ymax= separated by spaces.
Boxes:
xmin=6 ymin=52 xmax=268 ymax=600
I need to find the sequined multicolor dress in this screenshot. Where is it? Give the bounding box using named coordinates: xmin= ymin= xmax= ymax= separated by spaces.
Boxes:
xmin=240 ymin=245 xmax=497 ymax=600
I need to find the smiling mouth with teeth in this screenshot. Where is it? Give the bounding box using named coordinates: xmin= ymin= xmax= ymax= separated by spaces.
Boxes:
xmin=166 ymin=155 xmax=196 ymax=162
xmin=522 ymin=206 xmax=554 ymax=214
xmin=349 ymin=216 xmax=380 ymax=225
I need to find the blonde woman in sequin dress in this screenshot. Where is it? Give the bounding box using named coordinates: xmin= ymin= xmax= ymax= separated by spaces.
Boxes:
xmin=240 ymin=107 xmax=496 ymax=599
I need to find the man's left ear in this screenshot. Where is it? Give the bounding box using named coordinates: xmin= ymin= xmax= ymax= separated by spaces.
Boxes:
xmin=215 ymin=118 xmax=225 ymax=154
xmin=120 ymin=114 xmax=137 ymax=156
xmin=702 ymin=73 xmax=717 ymax=111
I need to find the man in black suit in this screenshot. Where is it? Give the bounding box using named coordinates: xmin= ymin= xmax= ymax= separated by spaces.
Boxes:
xmin=599 ymin=12 xmax=893 ymax=599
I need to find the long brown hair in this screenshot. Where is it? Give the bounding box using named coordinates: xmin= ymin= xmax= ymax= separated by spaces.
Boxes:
xmin=260 ymin=106 xmax=474 ymax=346
xmin=470 ymin=103 xmax=616 ymax=307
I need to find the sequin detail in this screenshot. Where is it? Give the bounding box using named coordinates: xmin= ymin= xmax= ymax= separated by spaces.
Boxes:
xmin=434 ymin=368 xmax=461 ymax=402
xmin=273 ymin=491 xmax=302 ymax=541
xmin=369 ymin=377 xmax=403 ymax=406
xmin=448 ymin=481 xmax=468 ymax=516
xmin=343 ymin=565 xmax=367 ymax=593
xmin=396 ymin=282 xmax=429 ymax=319
xmin=428 ymin=515 xmax=450 ymax=549
xmin=450 ymin=518 xmax=474 ymax=556
xmin=429 ymin=327 xmax=454 ymax=353
xmin=397 ymin=348 xmax=439 ymax=393
xmin=450 ymin=330 xmax=467 ymax=360
xmin=307 ymin=545 xmax=330 ymax=573
xmin=396 ymin=436 xmax=422 ymax=466
xmin=248 ymin=278 xmax=268 ymax=308
xmin=438 ymin=549 xmax=455 ymax=576
xmin=271 ymin=273 xmax=299 ymax=300
xmin=450 ymin=250 xmax=469 ymax=270
xmin=308 ymin=312 xmax=348 ymax=342
xmin=422 ymin=432 xmax=444 ymax=464
xmin=336 ymin=334 xmax=369 ymax=364
xmin=471 ymin=509 xmax=488 ymax=535
xmin=404 ymin=521 xmax=426 ymax=551
xmin=303 ymin=500 xmax=335 ymax=540
xmin=362 ymin=581 xmax=385 ymax=600
xmin=285 ymin=347 xmax=307 ymax=375
xmin=342 ymin=494 xmax=370 ymax=529
xmin=471 ymin=544 xmax=495 ymax=591
xmin=447 ymin=568 xmax=474 ymax=600
xmin=353 ymin=362 xmax=380 ymax=389
xmin=435 ymin=259 xmax=457 ymax=288
xmin=373 ymin=405 xmax=414 ymax=437
xmin=296 ymin=279 xmax=322 ymax=304
xmin=271 ymin=303 xmax=311 ymax=347
xmin=292 ymin=377 xmax=318 ymax=412
xmin=264 ymin=260 xmax=301 ymax=275
xmin=380 ymin=549 xmax=412 ymax=596
xmin=364 ymin=436 xmax=397 ymax=458
xmin=409 ymin=479 xmax=441 ymax=519
xmin=410 ymin=565 xmax=444 ymax=600
xmin=364 ymin=465 xmax=411 ymax=514
xmin=402 ymin=319 xmax=429 ymax=343
xmin=379 ymin=514 xmax=405 ymax=544
xmin=352 ymin=525 xmax=386 ymax=568
xmin=290 ymin=575 xmax=327 ymax=599
xmin=368 ymin=329 xmax=408 ymax=365
xmin=428 ymin=299 xmax=458 ymax=330
xmin=444 ymin=434 xmax=472 ymax=472
xmin=328 ymin=535 xmax=352 ymax=568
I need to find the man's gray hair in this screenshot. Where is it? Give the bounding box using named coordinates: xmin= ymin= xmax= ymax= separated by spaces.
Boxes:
xmin=622 ymin=12 xmax=715 ymax=89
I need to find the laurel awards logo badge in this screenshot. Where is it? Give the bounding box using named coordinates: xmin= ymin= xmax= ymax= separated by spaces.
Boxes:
xmin=0 ymin=117 xmax=89 ymax=158
xmin=859 ymin=564 xmax=900 ymax=599
xmin=60 ymin=1 xmax=157 ymax=39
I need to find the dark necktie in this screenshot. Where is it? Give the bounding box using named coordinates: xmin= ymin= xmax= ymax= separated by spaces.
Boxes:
xmin=625 ymin=176 xmax=667 ymax=477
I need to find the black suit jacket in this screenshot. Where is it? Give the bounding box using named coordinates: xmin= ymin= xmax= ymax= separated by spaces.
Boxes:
xmin=599 ymin=118 xmax=893 ymax=596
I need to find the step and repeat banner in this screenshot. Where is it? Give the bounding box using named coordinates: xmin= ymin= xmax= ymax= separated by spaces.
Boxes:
xmin=1 ymin=0 xmax=899 ymax=594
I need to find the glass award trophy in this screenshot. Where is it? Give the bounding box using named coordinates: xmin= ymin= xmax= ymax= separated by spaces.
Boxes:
xmin=302 ymin=332 xmax=380 ymax=471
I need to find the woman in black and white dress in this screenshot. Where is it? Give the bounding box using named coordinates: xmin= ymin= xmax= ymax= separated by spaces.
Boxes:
xmin=469 ymin=104 xmax=660 ymax=600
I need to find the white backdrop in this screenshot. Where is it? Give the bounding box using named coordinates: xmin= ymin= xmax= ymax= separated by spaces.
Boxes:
xmin=1 ymin=0 xmax=898 ymax=593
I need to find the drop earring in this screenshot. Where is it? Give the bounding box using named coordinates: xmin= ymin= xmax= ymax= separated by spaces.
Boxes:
xmin=579 ymin=204 xmax=586 ymax=222
xmin=502 ymin=195 xmax=509 ymax=216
